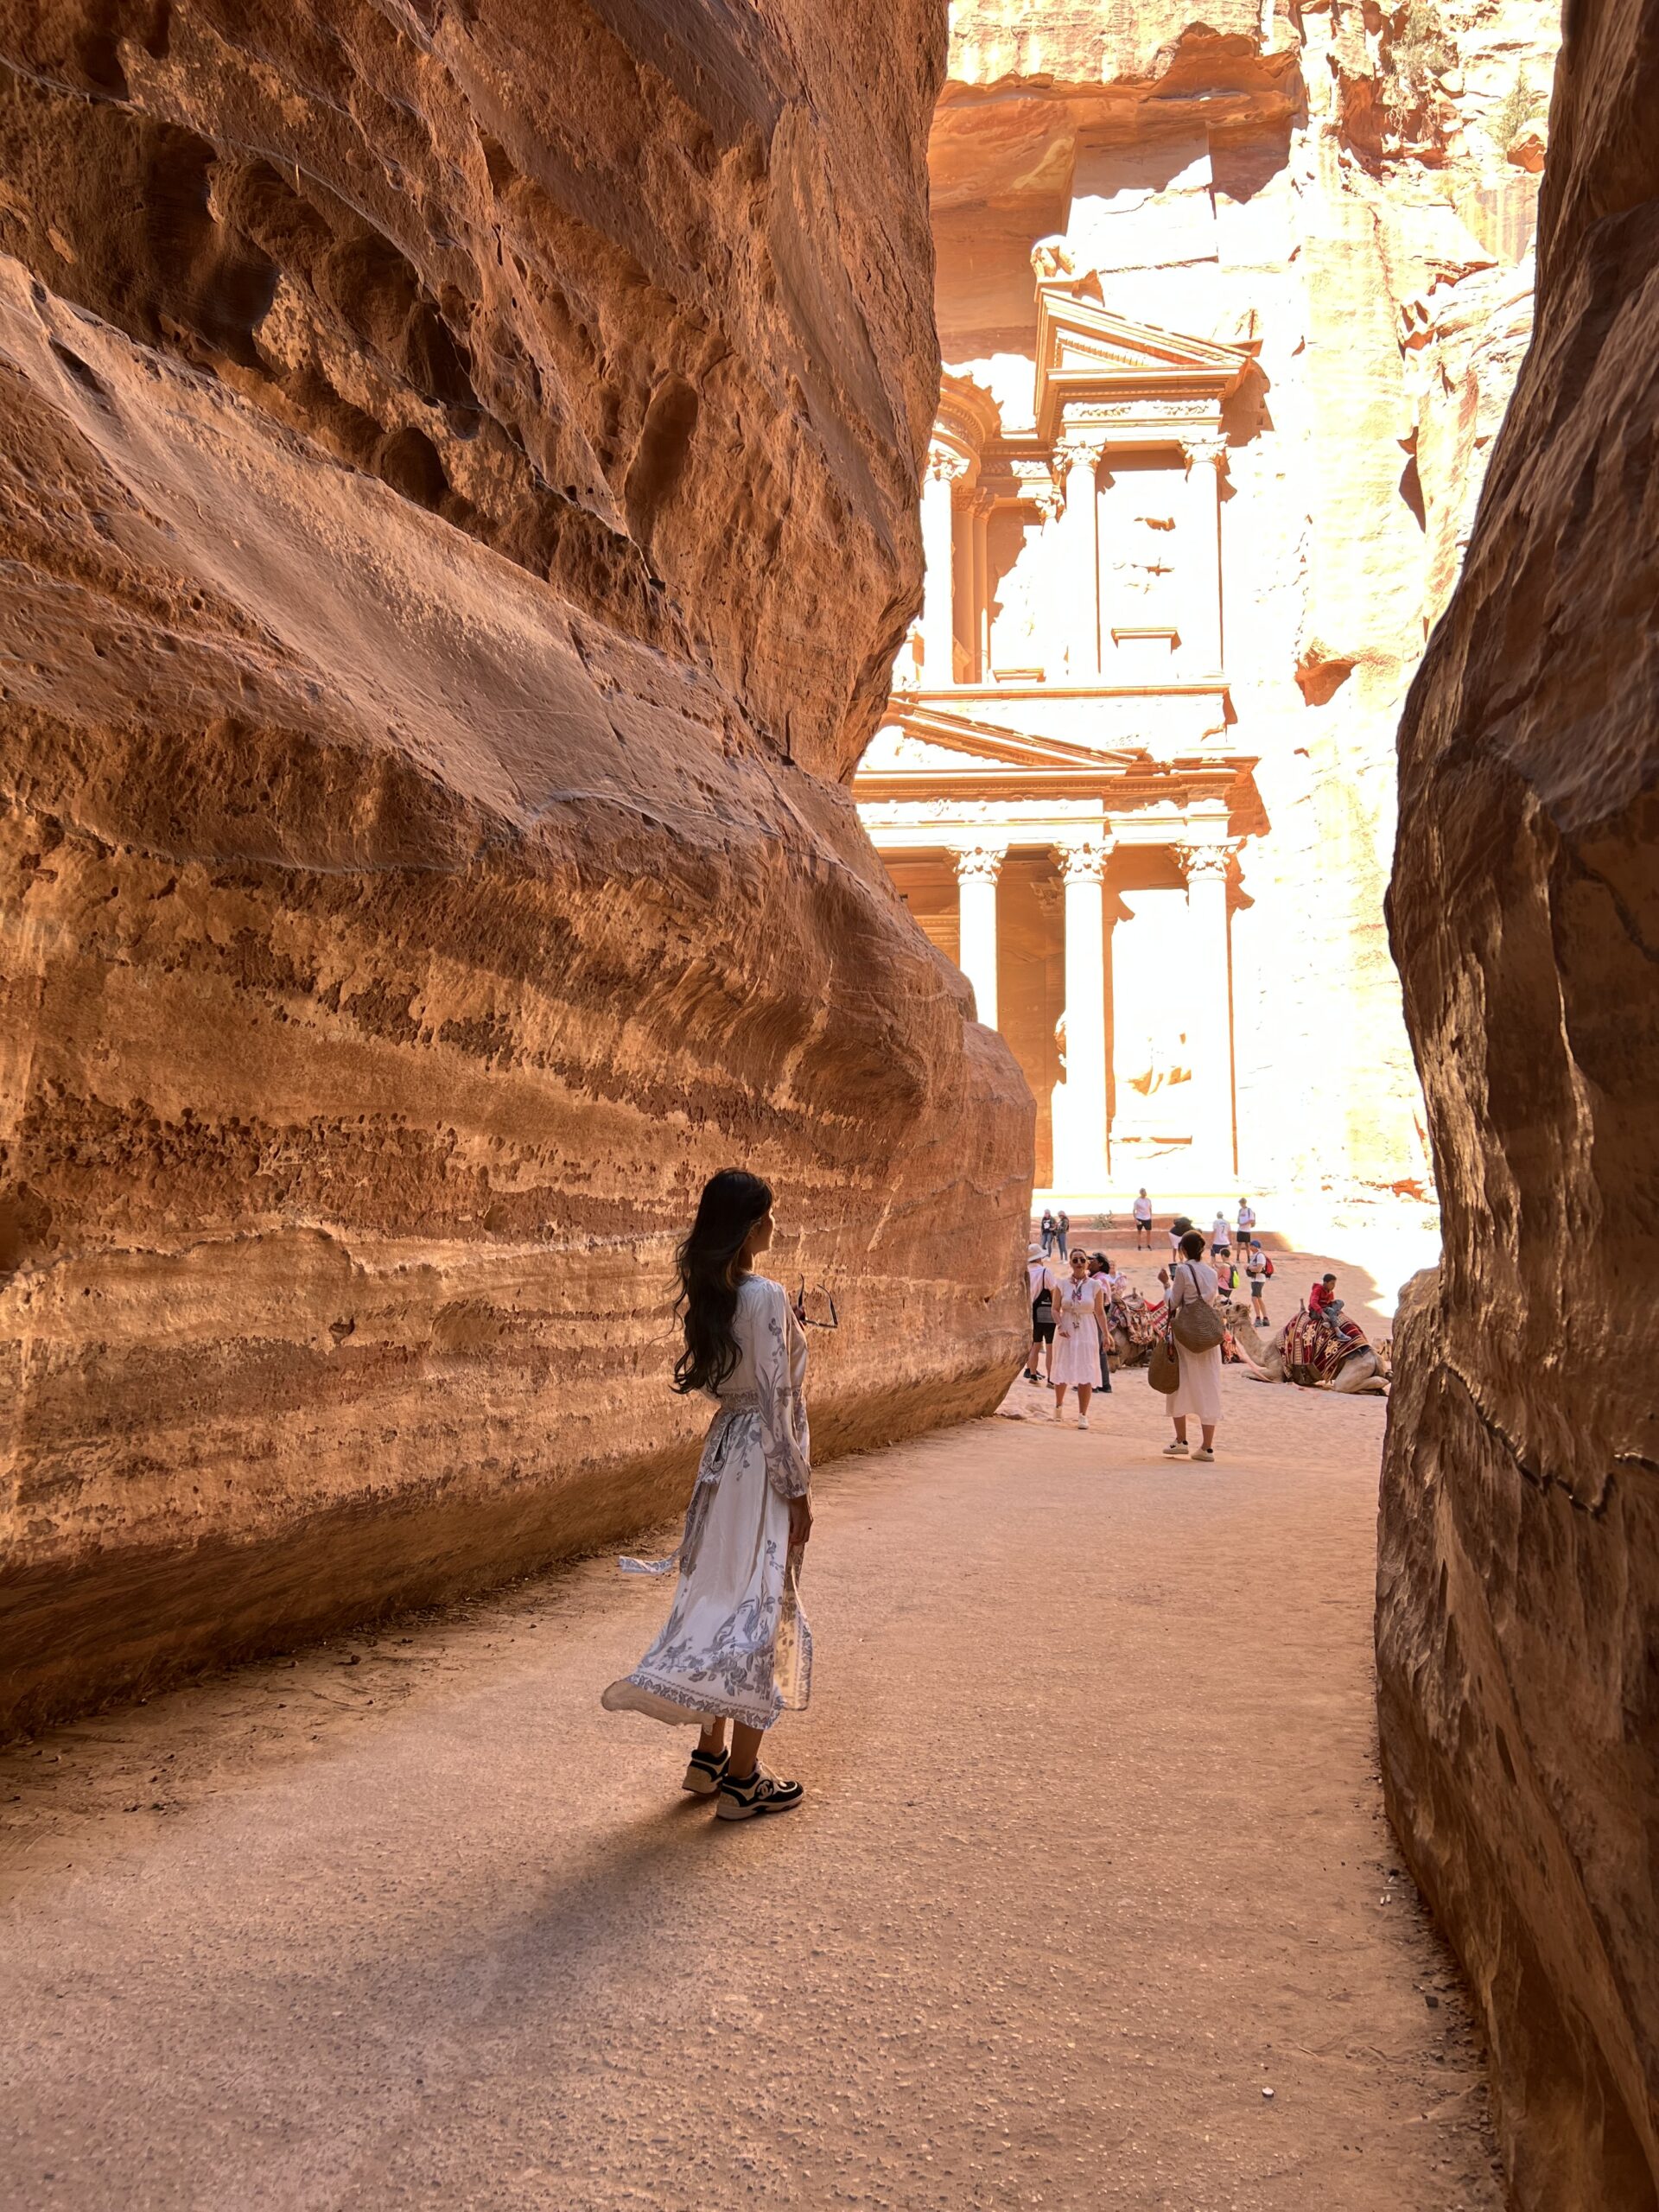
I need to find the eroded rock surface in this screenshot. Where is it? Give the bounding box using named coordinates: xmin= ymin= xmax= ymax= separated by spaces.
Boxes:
xmin=0 ymin=1 xmax=1033 ymax=1736
xmin=1377 ymin=0 xmax=1659 ymax=2194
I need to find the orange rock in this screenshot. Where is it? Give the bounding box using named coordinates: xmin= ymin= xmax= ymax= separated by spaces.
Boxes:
xmin=1378 ymin=0 xmax=1659 ymax=2195
xmin=0 ymin=0 xmax=1032 ymax=1733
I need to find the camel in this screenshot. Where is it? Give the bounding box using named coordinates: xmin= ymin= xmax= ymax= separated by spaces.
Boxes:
xmin=1237 ymin=1313 xmax=1391 ymax=1395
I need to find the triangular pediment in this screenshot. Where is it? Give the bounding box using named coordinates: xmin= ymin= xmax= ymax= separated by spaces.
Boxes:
xmin=1033 ymin=287 xmax=1249 ymax=441
xmin=856 ymin=706 xmax=1142 ymax=780
xmin=1044 ymin=299 xmax=1249 ymax=381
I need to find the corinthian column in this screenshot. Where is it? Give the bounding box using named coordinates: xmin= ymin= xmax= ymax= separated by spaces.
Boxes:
xmin=1051 ymin=837 xmax=1114 ymax=1194
xmin=1174 ymin=837 xmax=1237 ymax=1182
xmin=1055 ymin=432 xmax=1107 ymax=680
xmin=1029 ymin=480 xmax=1066 ymax=685
xmin=921 ymin=444 xmax=969 ymax=685
xmin=1179 ymin=432 xmax=1228 ymax=674
xmin=950 ymin=843 xmax=1007 ymax=1029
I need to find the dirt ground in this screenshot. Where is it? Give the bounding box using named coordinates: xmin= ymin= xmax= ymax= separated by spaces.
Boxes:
xmin=0 ymin=1238 xmax=1501 ymax=2212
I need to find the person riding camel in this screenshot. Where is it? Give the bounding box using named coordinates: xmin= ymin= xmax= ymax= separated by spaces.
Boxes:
xmin=1309 ymin=1273 xmax=1365 ymax=1344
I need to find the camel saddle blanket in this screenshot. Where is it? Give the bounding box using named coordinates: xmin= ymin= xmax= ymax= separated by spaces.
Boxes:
xmin=1282 ymin=1307 xmax=1366 ymax=1385
xmin=1110 ymin=1294 xmax=1159 ymax=1349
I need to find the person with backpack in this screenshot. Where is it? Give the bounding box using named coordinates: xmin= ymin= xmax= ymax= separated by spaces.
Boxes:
xmin=1025 ymin=1243 xmax=1060 ymax=1384
xmin=1243 ymin=1238 xmax=1272 ymax=1326
xmin=1163 ymin=1228 xmax=1224 ymax=1463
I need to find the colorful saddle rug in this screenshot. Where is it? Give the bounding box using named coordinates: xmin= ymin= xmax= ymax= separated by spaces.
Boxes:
xmin=1281 ymin=1306 xmax=1368 ymax=1386
xmin=1109 ymin=1294 xmax=1160 ymax=1352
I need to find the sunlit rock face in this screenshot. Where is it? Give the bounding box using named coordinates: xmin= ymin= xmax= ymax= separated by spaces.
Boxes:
xmin=874 ymin=0 xmax=1559 ymax=1224
xmin=0 ymin=0 xmax=1033 ymax=1734
xmin=1377 ymin=0 xmax=1659 ymax=2193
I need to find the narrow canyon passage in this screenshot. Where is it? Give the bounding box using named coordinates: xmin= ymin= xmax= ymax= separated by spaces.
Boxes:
xmin=3 ymin=1283 xmax=1499 ymax=2211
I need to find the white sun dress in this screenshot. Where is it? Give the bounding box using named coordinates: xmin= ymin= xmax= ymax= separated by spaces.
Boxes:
xmin=601 ymin=1274 xmax=812 ymax=1732
xmin=1170 ymin=1258 xmax=1224 ymax=1426
xmin=1051 ymin=1274 xmax=1103 ymax=1386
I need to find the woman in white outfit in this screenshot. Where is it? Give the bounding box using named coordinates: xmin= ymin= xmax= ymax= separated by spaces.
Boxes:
xmin=1051 ymin=1249 xmax=1107 ymax=1428
xmin=1165 ymin=1228 xmax=1224 ymax=1463
xmin=602 ymin=1169 xmax=813 ymax=1821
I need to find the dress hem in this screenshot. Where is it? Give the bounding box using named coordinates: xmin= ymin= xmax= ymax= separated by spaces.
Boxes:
xmin=601 ymin=1674 xmax=781 ymax=1732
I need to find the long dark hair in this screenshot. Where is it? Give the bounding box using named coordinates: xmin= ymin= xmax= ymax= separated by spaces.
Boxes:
xmin=673 ymin=1168 xmax=773 ymax=1395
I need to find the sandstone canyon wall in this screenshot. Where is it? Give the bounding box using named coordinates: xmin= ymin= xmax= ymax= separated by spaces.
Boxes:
xmin=0 ymin=1 xmax=1034 ymax=1736
xmin=1376 ymin=0 xmax=1659 ymax=2194
xmin=927 ymin=0 xmax=1559 ymax=1225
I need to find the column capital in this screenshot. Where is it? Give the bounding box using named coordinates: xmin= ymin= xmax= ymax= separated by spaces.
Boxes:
xmin=1173 ymin=836 xmax=1236 ymax=882
xmin=1180 ymin=431 xmax=1230 ymax=475
xmin=926 ymin=442 xmax=973 ymax=486
xmin=1056 ymin=429 xmax=1109 ymax=474
xmin=1053 ymin=836 xmax=1115 ymax=886
xmin=1032 ymin=481 xmax=1065 ymax=523
xmin=950 ymin=842 xmax=1008 ymax=884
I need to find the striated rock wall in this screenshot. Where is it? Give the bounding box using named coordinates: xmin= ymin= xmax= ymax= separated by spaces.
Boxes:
xmin=1376 ymin=0 xmax=1659 ymax=2191
xmin=932 ymin=0 xmax=1560 ymax=1226
xmin=0 ymin=1 xmax=1033 ymax=1737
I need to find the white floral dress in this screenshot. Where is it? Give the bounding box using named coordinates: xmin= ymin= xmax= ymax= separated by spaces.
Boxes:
xmin=601 ymin=1274 xmax=812 ymax=1732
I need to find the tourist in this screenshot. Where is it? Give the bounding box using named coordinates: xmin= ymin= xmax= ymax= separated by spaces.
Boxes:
xmin=1168 ymin=1212 xmax=1193 ymax=1261
xmin=1039 ymin=1206 xmax=1057 ymax=1255
xmin=1026 ymin=1243 xmax=1060 ymax=1384
xmin=1210 ymin=1211 xmax=1231 ymax=1262
xmin=1244 ymin=1238 xmax=1271 ymax=1325
xmin=1236 ymin=1195 xmax=1256 ymax=1244
xmin=1164 ymin=1229 xmax=1224 ymax=1463
xmin=1054 ymin=1207 xmax=1071 ymax=1258
xmin=1085 ymin=1254 xmax=1116 ymax=1393
xmin=1051 ymin=1249 xmax=1105 ymax=1427
xmin=601 ymin=1168 xmax=811 ymax=1821
xmin=1133 ymin=1187 xmax=1154 ymax=1249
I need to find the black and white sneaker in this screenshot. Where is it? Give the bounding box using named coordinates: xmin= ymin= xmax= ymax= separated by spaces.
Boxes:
xmin=682 ymin=1745 xmax=729 ymax=1797
xmin=715 ymin=1764 xmax=805 ymax=1821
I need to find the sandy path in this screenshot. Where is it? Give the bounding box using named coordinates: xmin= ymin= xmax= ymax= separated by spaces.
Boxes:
xmin=0 ymin=1252 xmax=1500 ymax=2212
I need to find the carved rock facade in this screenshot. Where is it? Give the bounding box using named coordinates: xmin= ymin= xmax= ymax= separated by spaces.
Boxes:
xmin=866 ymin=0 xmax=1561 ymax=1226
xmin=1377 ymin=0 xmax=1659 ymax=2193
xmin=0 ymin=2 xmax=1033 ymax=1733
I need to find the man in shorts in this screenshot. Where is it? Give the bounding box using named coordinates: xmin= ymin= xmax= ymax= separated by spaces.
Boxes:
xmin=1244 ymin=1238 xmax=1271 ymax=1325
xmin=1133 ymin=1188 xmax=1154 ymax=1249
xmin=1026 ymin=1244 xmax=1060 ymax=1384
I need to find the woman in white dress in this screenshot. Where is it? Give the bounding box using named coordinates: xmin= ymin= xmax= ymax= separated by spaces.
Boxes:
xmin=602 ymin=1170 xmax=813 ymax=1821
xmin=1051 ymin=1249 xmax=1107 ymax=1428
xmin=1164 ymin=1228 xmax=1224 ymax=1463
